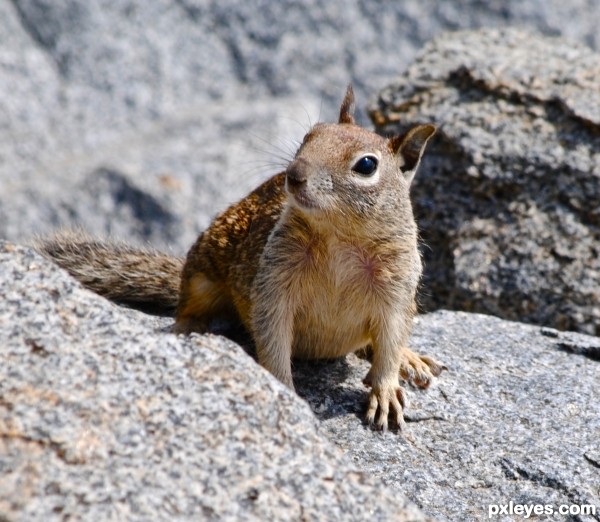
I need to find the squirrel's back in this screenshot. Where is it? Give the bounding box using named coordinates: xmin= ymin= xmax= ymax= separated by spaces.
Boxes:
xmin=35 ymin=230 xmax=183 ymax=315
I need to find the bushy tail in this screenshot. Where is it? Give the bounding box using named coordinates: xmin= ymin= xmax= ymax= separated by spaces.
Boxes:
xmin=34 ymin=230 xmax=184 ymax=316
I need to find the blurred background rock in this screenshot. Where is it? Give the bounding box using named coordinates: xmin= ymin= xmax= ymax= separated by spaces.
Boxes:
xmin=2 ymin=0 xmax=599 ymax=333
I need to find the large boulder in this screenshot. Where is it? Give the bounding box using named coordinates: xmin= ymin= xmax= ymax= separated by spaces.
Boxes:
xmin=0 ymin=243 xmax=429 ymax=521
xmin=370 ymin=29 xmax=600 ymax=336
xmin=2 ymin=244 xmax=598 ymax=520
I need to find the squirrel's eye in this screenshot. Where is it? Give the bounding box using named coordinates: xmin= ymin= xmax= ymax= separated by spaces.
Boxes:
xmin=352 ymin=155 xmax=378 ymax=176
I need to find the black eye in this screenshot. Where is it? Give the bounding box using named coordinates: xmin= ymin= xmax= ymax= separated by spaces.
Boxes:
xmin=352 ymin=155 xmax=378 ymax=176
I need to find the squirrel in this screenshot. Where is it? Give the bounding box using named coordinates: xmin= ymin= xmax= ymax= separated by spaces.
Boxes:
xmin=36 ymin=85 xmax=443 ymax=431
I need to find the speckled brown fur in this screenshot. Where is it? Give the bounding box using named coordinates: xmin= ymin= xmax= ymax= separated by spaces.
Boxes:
xmin=176 ymin=173 xmax=287 ymax=332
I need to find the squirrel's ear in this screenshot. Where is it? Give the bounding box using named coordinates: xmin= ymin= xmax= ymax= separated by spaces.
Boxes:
xmin=390 ymin=124 xmax=436 ymax=182
xmin=338 ymin=84 xmax=356 ymax=124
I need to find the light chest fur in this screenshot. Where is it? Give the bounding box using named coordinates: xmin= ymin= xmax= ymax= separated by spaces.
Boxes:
xmin=256 ymin=207 xmax=422 ymax=360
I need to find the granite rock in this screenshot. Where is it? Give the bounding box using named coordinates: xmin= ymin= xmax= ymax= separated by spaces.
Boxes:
xmin=0 ymin=242 xmax=429 ymax=522
xmin=299 ymin=312 xmax=600 ymax=521
xmin=370 ymin=28 xmax=600 ymax=336
xmin=2 ymin=243 xmax=599 ymax=521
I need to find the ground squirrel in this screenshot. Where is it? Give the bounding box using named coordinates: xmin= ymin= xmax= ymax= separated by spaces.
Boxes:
xmin=37 ymin=86 xmax=443 ymax=431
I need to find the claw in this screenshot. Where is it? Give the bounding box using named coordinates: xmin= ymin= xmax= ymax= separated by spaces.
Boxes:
xmin=365 ymin=383 xmax=407 ymax=432
xmin=366 ymin=390 xmax=378 ymax=426
xmin=420 ymin=355 xmax=446 ymax=377
xmin=376 ymin=397 xmax=389 ymax=431
xmin=395 ymin=386 xmax=407 ymax=409
xmin=400 ymin=348 xmax=445 ymax=388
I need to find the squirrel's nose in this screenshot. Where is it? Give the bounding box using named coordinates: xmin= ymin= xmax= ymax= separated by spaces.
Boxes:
xmin=286 ymin=159 xmax=308 ymax=192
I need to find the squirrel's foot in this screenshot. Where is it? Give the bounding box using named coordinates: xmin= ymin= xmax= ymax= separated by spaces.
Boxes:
xmin=363 ymin=376 xmax=407 ymax=432
xmin=172 ymin=317 xmax=209 ymax=335
xmin=399 ymin=347 xmax=445 ymax=389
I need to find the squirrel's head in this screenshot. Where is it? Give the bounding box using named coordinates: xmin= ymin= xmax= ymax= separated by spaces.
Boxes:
xmin=285 ymin=84 xmax=435 ymax=229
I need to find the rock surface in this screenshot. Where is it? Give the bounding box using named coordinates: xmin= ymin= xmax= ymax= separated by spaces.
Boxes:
xmin=2 ymin=244 xmax=599 ymax=521
xmin=371 ymin=28 xmax=600 ymax=336
xmin=303 ymin=313 xmax=600 ymax=522
xmin=0 ymin=243 xmax=429 ymax=522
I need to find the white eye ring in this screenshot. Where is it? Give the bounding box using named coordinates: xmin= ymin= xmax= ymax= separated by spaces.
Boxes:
xmin=350 ymin=153 xmax=381 ymax=186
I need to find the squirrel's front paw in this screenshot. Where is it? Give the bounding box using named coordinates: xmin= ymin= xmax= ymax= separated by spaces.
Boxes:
xmin=364 ymin=381 xmax=407 ymax=432
xmin=399 ymin=347 xmax=445 ymax=389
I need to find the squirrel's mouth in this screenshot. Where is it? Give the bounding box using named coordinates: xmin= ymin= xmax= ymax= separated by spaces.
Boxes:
xmin=289 ymin=190 xmax=322 ymax=211
xmin=285 ymin=175 xmax=325 ymax=211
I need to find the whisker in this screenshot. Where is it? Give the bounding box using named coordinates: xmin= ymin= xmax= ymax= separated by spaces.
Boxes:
xmin=317 ymin=95 xmax=324 ymax=124
xmin=248 ymin=131 xmax=294 ymax=160
xmin=245 ymin=143 xmax=291 ymax=165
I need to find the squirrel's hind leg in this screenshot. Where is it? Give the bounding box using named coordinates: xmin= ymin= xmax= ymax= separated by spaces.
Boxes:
xmin=174 ymin=272 xmax=235 ymax=334
xmin=359 ymin=346 xmax=445 ymax=389
xmin=398 ymin=347 xmax=446 ymax=389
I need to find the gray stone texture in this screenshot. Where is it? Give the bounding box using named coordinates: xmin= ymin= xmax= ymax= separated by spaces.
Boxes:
xmin=371 ymin=28 xmax=600 ymax=336
xmin=301 ymin=311 xmax=600 ymax=522
xmin=0 ymin=243 xmax=430 ymax=521
xmin=2 ymin=244 xmax=599 ymax=521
